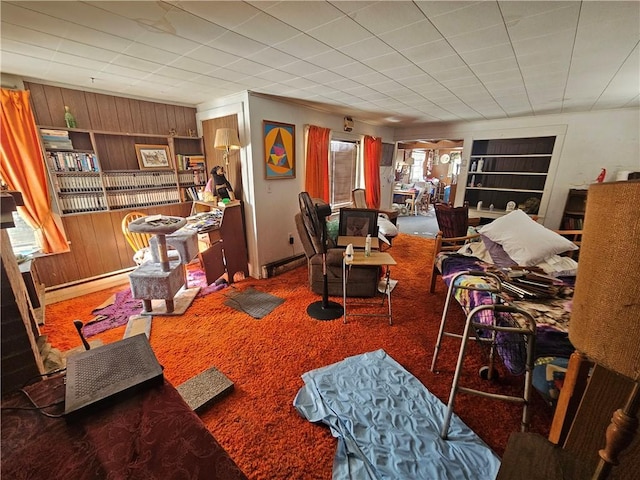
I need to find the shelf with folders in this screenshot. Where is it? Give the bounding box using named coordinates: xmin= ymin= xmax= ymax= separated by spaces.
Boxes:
xmin=102 ymin=170 xmax=178 ymax=190
xmin=58 ymin=191 xmax=108 ymax=215
xmin=106 ymin=188 xmax=180 ymax=210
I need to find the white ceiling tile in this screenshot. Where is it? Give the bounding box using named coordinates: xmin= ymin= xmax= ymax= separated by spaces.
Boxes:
xmin=251 ymin=1 xmax=346 ymax=31
xmin=447 ymin=24 xmax=511 ymax=54
xmin=305 ymin=16 xmax=372 ymax=48
xmin=339 ymin=37 xmax=396 ymax=60
xmin=272 ymin=33 xmax=333 ymax=59
xmin=379 ymin=19 xmax=443 ymax=51
xmin=422 ymin=1 xmax=504 ymax=33
xmin=1 ymin=1 xmax=637 ymax=124
xmin=346 ymin=2 xmax=427 ymax=35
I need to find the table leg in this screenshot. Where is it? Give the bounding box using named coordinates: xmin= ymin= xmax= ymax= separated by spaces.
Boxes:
xmin=343 ymin=259 xmax=347 ymax=324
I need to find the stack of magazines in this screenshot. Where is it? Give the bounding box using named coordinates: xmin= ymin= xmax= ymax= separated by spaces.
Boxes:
xmin=502 ymin=272 xmax=562 ymax=299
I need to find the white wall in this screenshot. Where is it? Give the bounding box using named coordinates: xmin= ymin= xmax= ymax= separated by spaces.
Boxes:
xmin=395 ymin=108 xmax=640 ymax=228
xmin=198 ymin=92 xmax=395 ymax=278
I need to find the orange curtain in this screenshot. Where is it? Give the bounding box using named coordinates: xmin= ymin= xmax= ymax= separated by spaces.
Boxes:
xmin=304 ymin=125 xmax=330 ymax=202
xmin=0 ymin=89 xmax=69 ymax=253
xmin=363 ymin=135 xmax=382 ymax=209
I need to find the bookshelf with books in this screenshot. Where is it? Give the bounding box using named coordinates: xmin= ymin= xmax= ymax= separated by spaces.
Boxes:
xmin=39 ymin=128 xmax=108 ymax=215
xmin=561 ymin=188 xmax=587 ymax=229
xmin=39 ymin=127 xmax=205 ymax=214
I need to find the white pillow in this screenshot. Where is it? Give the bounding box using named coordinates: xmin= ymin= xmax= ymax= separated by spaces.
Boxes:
xmin=478 ymin=209 xmax=578 ymax=266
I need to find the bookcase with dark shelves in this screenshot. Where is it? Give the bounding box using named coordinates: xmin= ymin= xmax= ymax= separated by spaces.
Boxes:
xmin=464 ymin=136 xmax=555 ymax=216
xmin=561 ymin=189 xmax=587 ymax=229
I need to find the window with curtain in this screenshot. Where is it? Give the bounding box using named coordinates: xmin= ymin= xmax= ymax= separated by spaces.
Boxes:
xmin=329 ymin=140 xmax=359 ymax=209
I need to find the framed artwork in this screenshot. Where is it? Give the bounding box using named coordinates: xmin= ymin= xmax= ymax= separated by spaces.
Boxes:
xmin=135 ymin=144 xmax=172 ymax=170
xmin=263 ymin=120 xmax=295 ymax=179
xmin=338 ymin=208 xmax=379 ymax=237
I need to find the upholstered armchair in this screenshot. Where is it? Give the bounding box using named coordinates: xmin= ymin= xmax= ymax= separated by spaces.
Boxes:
xmin=294 ymin=210 xmax=379 ymax=298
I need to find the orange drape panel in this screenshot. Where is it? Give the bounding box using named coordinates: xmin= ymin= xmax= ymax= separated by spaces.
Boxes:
xmin=304 ymin=125 xmax=330 ymax=202
xmin=363 ymin=135 xmax=382 ymax=209
xmin=0 ymin=89 xmax=69 ymax=253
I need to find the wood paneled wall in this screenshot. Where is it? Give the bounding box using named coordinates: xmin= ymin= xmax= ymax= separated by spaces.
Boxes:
xmin=34 ymin=203 xmax=191 ymax=287
xmin=25 ymin=82 xmax=197 ymax=136
xmin=22 ymin=82 xmax=199 ymax=287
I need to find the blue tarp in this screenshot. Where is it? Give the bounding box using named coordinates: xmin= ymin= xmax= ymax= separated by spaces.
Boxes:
xmin=293 ymin=350 xmax=500 ymax=479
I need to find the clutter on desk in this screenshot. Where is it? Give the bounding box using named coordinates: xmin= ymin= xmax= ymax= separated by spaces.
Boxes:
xmin=185 ymin=210 xmax=224 ymax=232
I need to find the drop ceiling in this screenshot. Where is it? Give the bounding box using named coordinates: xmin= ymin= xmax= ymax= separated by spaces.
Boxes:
xmin=1 ymin=1 xmax=638 ymax=126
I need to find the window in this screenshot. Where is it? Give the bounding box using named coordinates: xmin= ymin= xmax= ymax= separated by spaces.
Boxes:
xmin=5 ymin=211 xmax=39 ymax=256
xmin=329 ymin=140 xmax=359 ymax=209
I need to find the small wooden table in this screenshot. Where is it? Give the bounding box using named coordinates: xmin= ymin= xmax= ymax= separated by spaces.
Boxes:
xmin=393 ymin=190 xmax=417 ymax=215
xmin=342 ymin=251 xmax=397 ymax=325
xmin=337 ymin=235 xmax=380 ymax=249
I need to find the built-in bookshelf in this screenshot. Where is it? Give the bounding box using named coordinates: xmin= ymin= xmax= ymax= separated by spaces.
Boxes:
xmin=561 ymin=189 xmax=587 ymax=229
xmin=38 ymin=127 xmax=206 ymax=215
xmin=464 ymin=136 xmax=555 ymax=216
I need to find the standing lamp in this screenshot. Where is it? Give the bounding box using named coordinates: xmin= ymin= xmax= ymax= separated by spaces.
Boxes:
xmin=214 ymin=128 xmax=241 ymax=167
xmin=568 ymin=179 xmax=640 ymax=479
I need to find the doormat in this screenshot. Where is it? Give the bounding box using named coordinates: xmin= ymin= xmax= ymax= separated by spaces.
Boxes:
xmin=176 ymin=366 xmax=234 ymax=412
xmin=123 ymin=314 xmax=152 ymax=339
xmin=223 ymin=287 xmax=285 ymax=319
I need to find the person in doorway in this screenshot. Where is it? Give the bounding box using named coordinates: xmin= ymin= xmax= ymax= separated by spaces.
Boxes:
xmin=204 ymin=166 xmax=234 ymax=201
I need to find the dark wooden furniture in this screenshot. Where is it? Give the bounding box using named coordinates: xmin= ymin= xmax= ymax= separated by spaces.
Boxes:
xmin=24 ymin=82 xmax=208 ymax=288
xmin=1 ymin=375 xmax=248 ymax=479
xmin=27 ymin=81 xmax=205 ymax=214
xmin=464 ymin=136 xmax=555 ymax=216
xmin=1 ymin=192 xmax=46 ymax=392
xmin=196 ymin=202 xmax=249 ymax=285
xmin=561 ymin=188 xmax=588 ymax=229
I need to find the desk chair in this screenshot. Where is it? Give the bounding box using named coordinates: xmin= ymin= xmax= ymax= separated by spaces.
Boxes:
xmin=122 ymin=211 xmax=153 ymax=265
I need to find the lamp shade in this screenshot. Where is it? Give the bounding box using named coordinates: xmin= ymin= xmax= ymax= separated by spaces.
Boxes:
xmin=568 ymin=180 xmax=640 ymax=381
xmin=214 ymin=128 xmax=241 ymax=150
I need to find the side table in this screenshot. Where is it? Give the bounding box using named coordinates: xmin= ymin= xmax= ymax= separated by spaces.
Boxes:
xmin=343 ymin=251 xmax=397 ymax=325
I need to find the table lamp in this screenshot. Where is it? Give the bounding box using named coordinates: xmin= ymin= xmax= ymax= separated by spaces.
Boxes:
xmin=568 ymin=179 xmax=640 ymax=479
xmin=214 ymin=128 xmax=241 ymax=167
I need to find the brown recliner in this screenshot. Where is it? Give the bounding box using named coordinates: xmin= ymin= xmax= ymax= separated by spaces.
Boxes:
xmin=294 ymin=212 xmax=379 ymax=297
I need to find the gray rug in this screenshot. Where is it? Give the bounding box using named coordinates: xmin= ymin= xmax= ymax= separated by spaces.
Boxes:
xmin=223 ymin=287 xmax=285 ymax=319
xmin=176 ymin=366 xmax=234 ymax=412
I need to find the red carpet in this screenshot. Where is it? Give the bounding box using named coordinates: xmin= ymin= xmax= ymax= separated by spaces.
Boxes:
xmin=43 ymin=234 xmax=552 ymax=479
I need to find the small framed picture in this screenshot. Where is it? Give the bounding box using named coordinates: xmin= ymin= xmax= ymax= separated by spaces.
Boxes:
xmin=338 ymin=208 xmax=379 ymax=237
xmin=263 ymin=120 xmax=295 ymax=179
xmin=135 ymin=144 xmax=172 ymax=170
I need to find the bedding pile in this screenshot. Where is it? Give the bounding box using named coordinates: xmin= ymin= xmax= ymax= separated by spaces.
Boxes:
xmin=435 ymin=210 xmax=581 ymax=401
xmin=293 ymin=350 xmax=500 ymax=480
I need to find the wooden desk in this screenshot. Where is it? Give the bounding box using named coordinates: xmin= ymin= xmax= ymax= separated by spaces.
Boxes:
xmin=190 ymin=202 xmax=248 ymax=285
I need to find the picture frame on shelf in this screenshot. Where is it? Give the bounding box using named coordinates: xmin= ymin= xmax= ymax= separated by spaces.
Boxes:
xmin=135 ymin=144 xmax=172 ymax=170
xmin=338 ymin=208 xmax=379 ymax=237
xmin=263 ymin=120 xmax=295 ymax=179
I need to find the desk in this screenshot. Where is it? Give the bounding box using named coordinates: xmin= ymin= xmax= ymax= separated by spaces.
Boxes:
xmin=185 ymin=202 xmax=248 ymax=285
xmin=343 ymin=251 xmax=397 ymax=325
xmin=393 ymin=190 xmax=417 ymax=215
